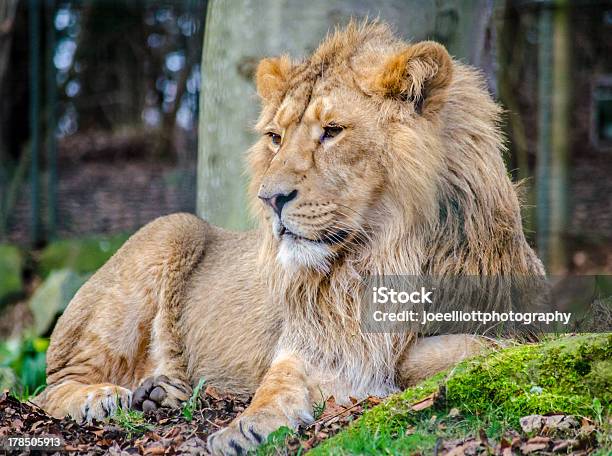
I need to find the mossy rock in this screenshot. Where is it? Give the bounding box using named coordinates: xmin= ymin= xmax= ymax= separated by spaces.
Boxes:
xmin=445 ymin=333 xmax=611 ymax=422
xmin=28 ymin=269 xmax=89 ymax=336
xmin=37 ymin=234 xmax=129 ymax=278
xmin=309 ymin=334 xmax=611 ymax=455
xmin=0 ymin=244 xmax=24 ymax=306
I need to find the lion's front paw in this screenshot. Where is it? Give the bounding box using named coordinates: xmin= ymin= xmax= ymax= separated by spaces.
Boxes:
xmin=207 ymin=413 xmax=282 ymax=456
xmin=132 ymin=375 xmax=191 ymax=412
xmin=71 ymin=384 xmax=132 ymax=423
xmin=207 ymin=409 xmax=313 ymax=456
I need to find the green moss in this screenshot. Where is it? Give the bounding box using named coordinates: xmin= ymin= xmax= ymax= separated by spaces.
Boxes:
xmin=313 ymin=334 xmax=612 ymax=455
xmin=586 ymin=359 xmax=612 ymax=402
xmin=445 ymin=333 xmax=611 ymax=424
xmin=37 ymin=234 xmax=129 ymax=278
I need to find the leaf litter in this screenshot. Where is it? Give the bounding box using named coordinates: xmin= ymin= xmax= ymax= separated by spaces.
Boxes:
xmin=0 ymin=390 xmax=606 ymax=455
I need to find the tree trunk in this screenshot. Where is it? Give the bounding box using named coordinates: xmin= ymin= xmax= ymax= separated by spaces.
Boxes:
xmin=535 ymin=0 xmax=570 ymax=273
xmin=0 ymin=0 xmax=19 ymax=211
xmin=197 ymin=0 xmax=495 ymax=230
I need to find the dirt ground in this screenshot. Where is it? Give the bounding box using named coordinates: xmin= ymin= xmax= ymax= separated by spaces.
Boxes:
xmin=0 ymin=389 xmax=379 ymax=455
xmin=1 ymin=389 xmax=246 ymax=455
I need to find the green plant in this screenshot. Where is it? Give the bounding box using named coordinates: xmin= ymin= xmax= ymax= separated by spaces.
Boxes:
xmin=112 ymin=407 xmax=153 ymax=438
xmin=313 ymin=388 xmax=326 ymax=420
xmin=591 ymin=398 xmax=612 ymax=451
xmin=0 ymin=335 xmax=48 ymax=398
xmin=182 ymin=377 xmax=206 ymax=421
xmin=592 ymin=398 xmax=604 ymax=425
xmin=254 ymin=426 xmax=299 ymax=455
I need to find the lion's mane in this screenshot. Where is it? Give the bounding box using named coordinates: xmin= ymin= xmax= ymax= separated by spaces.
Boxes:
xmin=248 ymin=22 xmax=544 ymax=398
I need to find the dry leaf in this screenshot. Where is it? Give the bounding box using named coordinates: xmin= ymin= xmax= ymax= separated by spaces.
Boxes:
xmin=318 ymin=397 xmax=348 ymax=422
xmin=204 ymin=385 xmax=223 ymax=400
xmin=552 ymin=439 xmax=578 ymax=452
xmin=521 ymin=436 xmax=551 ymax=454
xmin=478 ymin=428 xmax=489 ymax=445
xmin=367 ymin=396 xmax=382 ymax=405
xmin=410 ymin=392 xmax=438 ymax=411
xmin=143 ymin=444 xmax=166 ymax=455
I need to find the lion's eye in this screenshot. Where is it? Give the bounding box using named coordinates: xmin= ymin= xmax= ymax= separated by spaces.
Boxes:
xmin=321 ymin=125 xmax=344 ymax=142
xmin=266 ymin=132 xmax=282 ymax=147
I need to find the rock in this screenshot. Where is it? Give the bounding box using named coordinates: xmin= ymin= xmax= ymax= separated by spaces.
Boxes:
xmin=520 ymin=415 xmax=544 ymax=434
xmin=520 ymin=414 xmax=579 ymax=436
xmin=542 ymin=415 xmax=579 ymax=434
xmin=0 ymin=244 xmax=23 ymax=305
xmin=28 ymin=269 xmax=88 ymax=336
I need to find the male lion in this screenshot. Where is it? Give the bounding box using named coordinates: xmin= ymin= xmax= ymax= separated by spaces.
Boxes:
xmin=36 ymin=22 xmax=544 ymax=454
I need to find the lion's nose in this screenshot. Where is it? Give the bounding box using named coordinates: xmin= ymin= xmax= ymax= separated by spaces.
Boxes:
xmin=259 ymin=189 xmax=298 ymax=217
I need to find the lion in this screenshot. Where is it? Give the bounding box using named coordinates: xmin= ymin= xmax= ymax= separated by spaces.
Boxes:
xmin=34 ymin=21 xmax=544 ymax=455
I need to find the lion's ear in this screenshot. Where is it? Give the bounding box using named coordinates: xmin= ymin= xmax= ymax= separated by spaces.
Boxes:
xmin=370 ymin=41 xmax=453 ymax=115
xmin=255 ymin=55 xmax=292 ymax=103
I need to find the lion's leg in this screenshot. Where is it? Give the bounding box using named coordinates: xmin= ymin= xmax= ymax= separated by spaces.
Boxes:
xmin=130 ymin=252 xmax=203 ymax=412
xmin=130 ymin=303 xmax=193 ymax=413
xmin=129 ymin=215 xmax=210 ymax=412
xmin=36 ymin=214 xmax=207 ymax=420
xmin=397 ymin=334 xmax=494 ymax=387
xmin=32 ymin=296 xmax=148 ymax=422
xmin=207 ymin=352 xmax=318 ymax=455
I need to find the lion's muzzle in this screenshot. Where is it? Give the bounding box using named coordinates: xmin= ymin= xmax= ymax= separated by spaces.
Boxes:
xmin=258 ymin=189 xmax=298 ymax=218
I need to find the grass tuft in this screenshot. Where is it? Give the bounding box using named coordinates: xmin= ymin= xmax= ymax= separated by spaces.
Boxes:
xmin=111 ymin=408 xmax=153 ymax=439
xmin=254 ymin=426 xmax=298 ymax=455
xmin=182 ymin=377 xmax=206 ymax=421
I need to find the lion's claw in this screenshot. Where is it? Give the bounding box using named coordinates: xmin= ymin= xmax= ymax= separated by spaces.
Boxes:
xmin=207 ymin=409 xmax=313 ymax=456
xmin=207 ymin=415 xmax=278 ymax=455
xmin=79 ymin=385 xmax=132 ymax=423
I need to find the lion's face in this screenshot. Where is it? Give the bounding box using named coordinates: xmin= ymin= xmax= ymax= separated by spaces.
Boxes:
xmin=253 ymin=87 xmax=386 ymax=272
xmin=249 ymin=28 xmax=453 ymax=273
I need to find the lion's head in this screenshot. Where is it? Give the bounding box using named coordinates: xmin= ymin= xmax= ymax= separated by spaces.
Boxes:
xmin=248 ymin=21 xmax=544 ymax=279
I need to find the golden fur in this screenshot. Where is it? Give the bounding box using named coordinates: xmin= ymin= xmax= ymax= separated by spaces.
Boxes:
xmin=35 ymin=22 xmax=543 ymax=455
